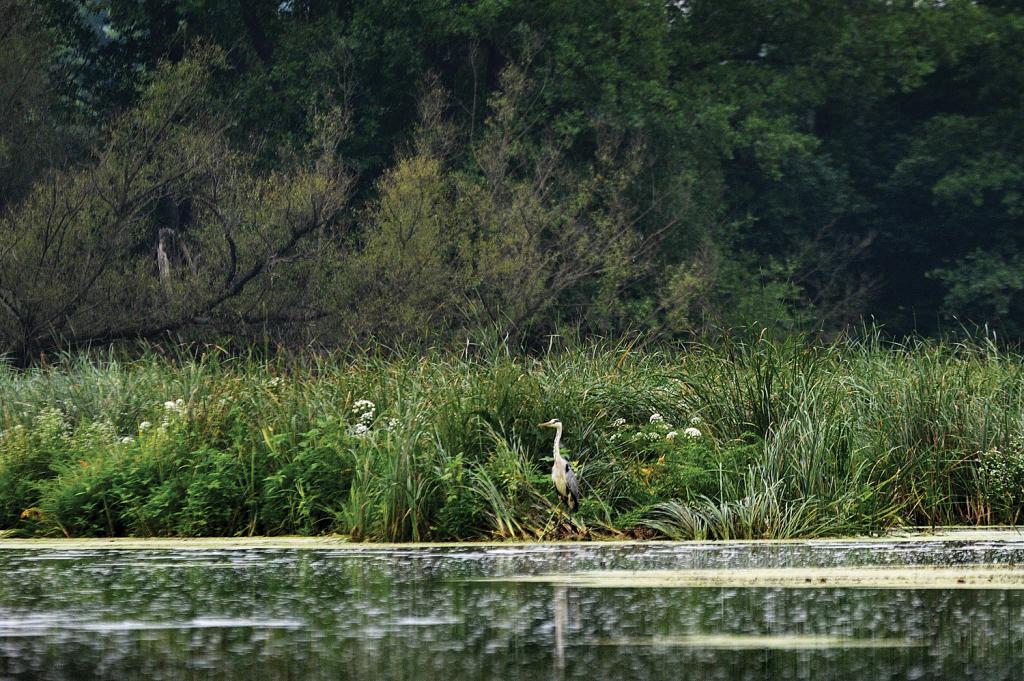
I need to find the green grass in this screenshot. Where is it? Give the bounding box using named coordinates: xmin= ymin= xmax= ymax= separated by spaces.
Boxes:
xmin=2 ymin=334 xmax=1024 ymax=541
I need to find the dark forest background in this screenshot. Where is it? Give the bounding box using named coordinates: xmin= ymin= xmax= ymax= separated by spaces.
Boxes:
xmin=2 ymin=0 xmax=1023 ymax=362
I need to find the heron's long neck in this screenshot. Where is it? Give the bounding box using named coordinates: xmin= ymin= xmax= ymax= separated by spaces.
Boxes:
xmin=552 ymin=424 xmax=563 ymax=461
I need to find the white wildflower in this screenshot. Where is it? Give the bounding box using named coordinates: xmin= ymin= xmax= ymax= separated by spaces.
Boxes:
xmin=665 ymin=431 xmax=678 ymax=440
xmin=611 ymin=418 xmax=626 ymax=428
xmin=350 ymin=423 xmax=370 ymax=437
xmin=139 ymin=421 xmax=152 ymax=432
xmin=684 ymin=427 xmax=702 ymax=438
xmin=646 ymin=432 xmax=661 ymax=442
xmin=649 ymin=413 xmax=664 ymax=424
xmin=384 ymin=417 xmax=399 ymax=431
xmin=162 ymin=399 xmax=186 ymax=414
xmin=690 ymin=415 xmax=703 ymax=425
xmin=352 ymin=399 xmax=375 ymax=413
xmin=120 ymin=436 xmax=134 ymax=444
xmin=351 ymin=400 xmax=376 ymax=424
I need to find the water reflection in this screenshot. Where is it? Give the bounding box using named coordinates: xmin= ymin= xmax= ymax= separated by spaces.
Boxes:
xmin=0 ymin=539 xmax=1023 ymax=679
xmin=553 ymin=584 xmax=566 ymax=681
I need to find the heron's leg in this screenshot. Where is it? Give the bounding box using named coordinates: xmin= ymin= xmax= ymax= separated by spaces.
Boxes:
xmin=552 ymin=499 xmax=578 ymax=534
xmin=556 ymin=499 xmax=586 ymax=535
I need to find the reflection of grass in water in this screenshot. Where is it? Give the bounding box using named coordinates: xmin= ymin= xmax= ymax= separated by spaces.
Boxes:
xmin=475 ymin=566 xmax=1024 ymax=589
xmin=595 ymin=634 xmax=923 ymax=649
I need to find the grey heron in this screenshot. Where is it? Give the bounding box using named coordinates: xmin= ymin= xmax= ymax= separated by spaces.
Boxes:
xmin=539 ymin=418 xmax=580 ymax=511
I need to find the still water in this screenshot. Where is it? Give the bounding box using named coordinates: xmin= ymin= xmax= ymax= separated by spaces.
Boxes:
xmin=2 ymin=536 xmax=1024 ymax=680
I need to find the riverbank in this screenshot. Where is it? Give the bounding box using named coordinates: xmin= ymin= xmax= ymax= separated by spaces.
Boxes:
xmin=3 ymin=336 xmax=1024 ymax=541
xmin=2 ymin=527 xmax=1023 ymax=551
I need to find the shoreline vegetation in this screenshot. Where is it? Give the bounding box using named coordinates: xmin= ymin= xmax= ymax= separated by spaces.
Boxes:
xmin=3 ymin=335 xmax=1024 ymax=542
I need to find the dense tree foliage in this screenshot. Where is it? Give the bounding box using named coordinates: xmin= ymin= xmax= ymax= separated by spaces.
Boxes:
xmin=1 ymin=0 xmax=1022 ymax=361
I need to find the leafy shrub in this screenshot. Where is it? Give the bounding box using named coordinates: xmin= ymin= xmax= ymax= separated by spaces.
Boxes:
xmin=976 ymin=444 xmax=1024 ymax=523
xmin=0 ymin=408 xmax=71 ymax=527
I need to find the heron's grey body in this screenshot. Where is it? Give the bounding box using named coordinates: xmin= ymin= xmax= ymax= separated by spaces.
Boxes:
xmin=540 ymin=419 xmax=580 ymax=511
